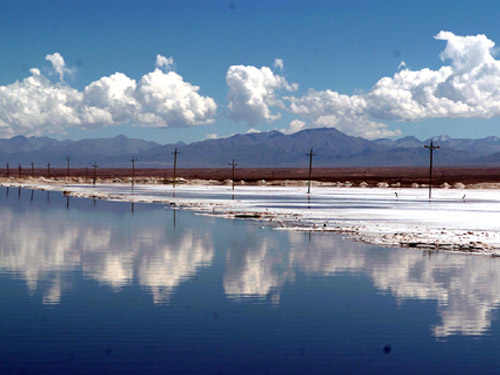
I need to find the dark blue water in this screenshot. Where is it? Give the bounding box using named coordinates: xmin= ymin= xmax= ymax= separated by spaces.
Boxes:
xmin=1 ymin=187 xmax=500 ymax=374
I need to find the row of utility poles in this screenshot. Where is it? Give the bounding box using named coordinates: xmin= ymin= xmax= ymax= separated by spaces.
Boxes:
xmin=6 ymin=156 xmax=99 ymax=185
xmin=2 ymin=140 xmax=441 ymax=197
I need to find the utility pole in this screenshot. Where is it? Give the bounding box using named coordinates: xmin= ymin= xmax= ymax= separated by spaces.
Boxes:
xmin=228 ymin=159 xmax=238 ymax=191
xmin=65 ymin=156 xmax=71 ymax=178
xmin=31 ymin=162 xmax=35 ymax=178
xmin=85 ymin=166 xmax=88 ymax=183
xmin=172 ymin=148 xmax=180 ymax=188
xmin=92 ymin=163 xmax=98 ymax=186
xmin=6 ymin=163 xmax=9 ymax=178
xmin=18 ymin=164 xmax=22 ymax=179
xmin=306 ymin=147 xmax=316 ymax=194
xmin=47 ymin=162 xmax=51 ymax=178
xmin=130 ymin=156 xmax=137 ymax=188
xmin=424 ymin=140 xmax=440 ymax=200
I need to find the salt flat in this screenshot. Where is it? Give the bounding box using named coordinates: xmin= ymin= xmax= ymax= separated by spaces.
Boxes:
xmin=3 ymin=181 xmax=500 ymax=254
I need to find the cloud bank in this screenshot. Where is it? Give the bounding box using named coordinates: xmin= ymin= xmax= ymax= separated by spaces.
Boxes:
xmin=230 ymin=32 xmax=500 ymax=139
xmin=4 ymin=32 xmax=500 ymax=139
xmin=0 ymin=54 xmax=217 ymax=137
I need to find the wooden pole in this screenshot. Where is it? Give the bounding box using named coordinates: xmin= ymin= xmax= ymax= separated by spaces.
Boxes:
xmin=92 ymin=163 xmax=98 ymax=186
xmin=172 ymin=148 xmax=180 ymax=188
xmin=65 ymin=156 xmax=71 ymax=178
xmin=306 ymin=147 xmax=316 ymax=194
xmin=131 ymin=156 xmax=137 ymax=188
xmin=18 ymin=164 xmax=21 ymax=179
xmin=47 ymin=162 xmax=51 ymax=178
xmin=6 ymin=163 xmax=9 ymax=178
xmin=424 ymin=140 xmax=440 ymax=200
xmin=228 ymin=159 xmax=238 ymax=191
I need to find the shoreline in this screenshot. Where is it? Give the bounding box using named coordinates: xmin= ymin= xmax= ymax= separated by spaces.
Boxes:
xmin=2 ymin=178 xmax=500 ymax=257
xmin=2 ymin=175 xmax=500 ymax=189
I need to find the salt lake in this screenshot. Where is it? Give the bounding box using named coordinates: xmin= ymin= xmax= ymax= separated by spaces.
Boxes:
xmin=2 ymin=186 xmax=500 ymax=374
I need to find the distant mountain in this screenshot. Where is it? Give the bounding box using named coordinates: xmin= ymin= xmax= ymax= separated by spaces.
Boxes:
xmin=0 ymin=135 xmax=161 ymax=167
xmin=426 ymin=135 xmax=500 ymax=157
xmin=1 ymin=128 xmax=500 ymax=168
xmin=139 ymin=128 xmax=387 ymax=167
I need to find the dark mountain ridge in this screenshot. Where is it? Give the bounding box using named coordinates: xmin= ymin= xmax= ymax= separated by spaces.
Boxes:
xmin=0 ymin=128 xmax=499 ymax=168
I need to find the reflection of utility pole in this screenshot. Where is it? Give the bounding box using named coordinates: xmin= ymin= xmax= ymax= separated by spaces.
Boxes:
xmin=172 ymin=148 xmax=180 ymax=188
xmin=424 ymin=140 xmax=440 ymax=200
xmin=92 ymin=163 xmax=98 ymax=186
xmin=65 ymin=156 xmax=71 ymax=178
xmin=6 ymin=163 xmax=9 ymax=178
xmin=47 ymin=162 xmax=51 ymax=178
xmin=18 ymin=164 xmax=22 ymax=179
xmin=228 ymin=159 xmax=238 ymax=191
xmin=130 ymin=156 xmax=137 ymax=189
xmin=306 ymin=147 xmax=316 ymax=194
xmin=31 ymin=162 xmax=35 ymax=178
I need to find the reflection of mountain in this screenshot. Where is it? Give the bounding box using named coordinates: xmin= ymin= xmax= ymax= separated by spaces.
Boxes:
xmin=0 ymin=206 xmax=214 ymax=305
xmin=225 ymin=231 xmax=500 ymax=337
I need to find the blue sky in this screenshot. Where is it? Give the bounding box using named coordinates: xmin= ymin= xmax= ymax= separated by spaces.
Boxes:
xmin=2 ymin=0 xmax=500 ymax=143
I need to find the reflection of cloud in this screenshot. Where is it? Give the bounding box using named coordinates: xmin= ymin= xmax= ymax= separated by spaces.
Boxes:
xmin=293 ymin=234 xmax=500 ymax=337
xmin=0 ymin=209 xmax=93 ymax=298
xmin=224 ymin=237 xmax=293 ymax=303
xmin=137 ymin=235 xmax=214 ymax=304
xmin=0 ymin=206 xmax=213 ymax=305
xmin=3 ymin=196 xmax=500 ymax=337
xmin=225 ymin=231 xmax=500 ymax=337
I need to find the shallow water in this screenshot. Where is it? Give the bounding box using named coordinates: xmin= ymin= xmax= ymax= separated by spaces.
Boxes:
xmin=2 ymin=187 xmax=500 ymax=374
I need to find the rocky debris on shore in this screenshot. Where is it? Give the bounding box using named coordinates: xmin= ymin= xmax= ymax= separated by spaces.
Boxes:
xmin=0 ymin=176 xmax=498 ymax=190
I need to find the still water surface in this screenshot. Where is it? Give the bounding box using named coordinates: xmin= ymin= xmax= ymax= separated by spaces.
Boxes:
xmin=1 ymin=187 xmax=500 ymax=374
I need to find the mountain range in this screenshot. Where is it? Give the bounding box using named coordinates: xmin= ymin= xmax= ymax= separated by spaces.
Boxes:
xmin=1 ymin=128 xmax=500 ymax=168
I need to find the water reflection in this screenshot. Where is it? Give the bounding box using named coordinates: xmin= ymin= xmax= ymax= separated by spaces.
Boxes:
xmin=224 ymin=230 xmax=500 ymax=337
xmin=289 ymin=233 xmax=500 ymax=337
xmin=0 ymin=191 xmax=214 ymax=305
xmin=1 ymin=187 xmax=500 ymax=337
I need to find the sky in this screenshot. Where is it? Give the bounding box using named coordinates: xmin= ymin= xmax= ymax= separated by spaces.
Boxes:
xmin=3 ymin=0 xmax=500 ymax=144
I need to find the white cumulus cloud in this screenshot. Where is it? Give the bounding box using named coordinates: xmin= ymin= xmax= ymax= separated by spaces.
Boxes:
xmin=0 ymin=53 xmax=217 ymax=137
xmin=226 ymin=63 xmax=298 ymax=125
xmin=205 ymin=133 xmax=218 ymax=140
xmin=246 ymin=127 xmax=261 ymax=134
xmin=287 ymin=89 xmax=401 ymax=138
xmin=0 ymin=70 xmax=83 ymax=137
xmin=280 ymin=119 xmax=305 ymax=135
xmin=274 ymin=58 xmax=284 ymax=71
xmin=135 ymin=69 xmax=217 ymax=127
xmin=45 ymin=52 xmax=71 ymax=81
xmin=155 ymin=54 xmax=175 ymax=71
xmin=287 ymin=31 xmax=500 ymax=138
